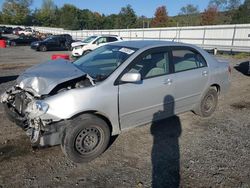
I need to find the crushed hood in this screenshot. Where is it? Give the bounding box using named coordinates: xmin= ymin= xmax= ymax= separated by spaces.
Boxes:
xmin=16 ymin=59 xmax=86 ymax=96
xmin=71 ymin=41 xmax=87 ymax=48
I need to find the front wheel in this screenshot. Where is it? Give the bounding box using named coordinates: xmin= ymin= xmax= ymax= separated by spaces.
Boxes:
xmin=61 ymin=114 xmax=110 ymax=163
xmin=83 ymin=50 xmax=91 ymax=56
xmin=194 ymin=87 xmax=218 ymax=117
xmin=11 ymin=41 xmax=16 ymax=46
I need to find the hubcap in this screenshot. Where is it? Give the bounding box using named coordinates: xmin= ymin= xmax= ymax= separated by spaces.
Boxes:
xmin=75 ymin=127 xmax=101 ymax=155
xmin=204 ymin=95 xmax=214 ymax=112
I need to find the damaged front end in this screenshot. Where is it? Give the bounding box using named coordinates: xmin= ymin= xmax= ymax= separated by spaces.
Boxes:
xmin=0 ymin=59 xmax=95 ymax=147
xmin=1 ymin=86 xmax=51 ymax=145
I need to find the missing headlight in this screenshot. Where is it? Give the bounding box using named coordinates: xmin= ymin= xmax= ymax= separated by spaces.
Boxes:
xmin=25 ymin=100 xmax=49 ymax=119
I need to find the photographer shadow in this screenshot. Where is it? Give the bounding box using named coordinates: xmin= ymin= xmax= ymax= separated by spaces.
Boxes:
xmin=151 ymin=95 xmax=182 ymax=188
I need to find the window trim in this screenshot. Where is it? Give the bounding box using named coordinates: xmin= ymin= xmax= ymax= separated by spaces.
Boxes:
xmin=170 ymin=46 xmax=208 ymax=74
xmin=114 ymin=46 xmax=171 ymax=85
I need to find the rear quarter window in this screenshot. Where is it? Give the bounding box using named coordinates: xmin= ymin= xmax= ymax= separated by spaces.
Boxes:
xmin=108 ymin=37 xmax=118 ymax=42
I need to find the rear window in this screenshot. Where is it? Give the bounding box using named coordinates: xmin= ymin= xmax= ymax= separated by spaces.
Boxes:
xmin=108 ymin=37 xmax=118 ymax=42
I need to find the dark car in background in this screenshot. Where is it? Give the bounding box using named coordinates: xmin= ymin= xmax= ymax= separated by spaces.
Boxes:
xmin=7 ymin=35 xmax=40 ymax=46
xmin=0 ymin=31 xmax=9 ymax=40
xmin=31 ymin=34 xmax=73 ymax=51
xmin=0 ymin=26 xmax=13 ymax=34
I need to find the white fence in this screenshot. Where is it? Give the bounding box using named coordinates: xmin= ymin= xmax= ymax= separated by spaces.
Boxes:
xmin=2 ymin=24 xmax=250 ymax=52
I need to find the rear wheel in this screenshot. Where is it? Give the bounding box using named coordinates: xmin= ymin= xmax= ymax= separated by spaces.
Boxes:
xmin=39 ymin=45 xmax=47 ymax=52
xmin=61 ymin=114 xmax=110 ymax=163
xmin=194 ymin=87 xmax=218 ymax=117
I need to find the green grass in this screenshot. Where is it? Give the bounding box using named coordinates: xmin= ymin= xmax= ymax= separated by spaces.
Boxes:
xmin=217 ymin=52 xmax=250 ymax=60
xmin=233 ymin=52 xmax=250 ymax=59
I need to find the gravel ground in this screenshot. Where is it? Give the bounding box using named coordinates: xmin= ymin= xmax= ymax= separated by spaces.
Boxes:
xmin=0 ymin=43 xmax=249 ymax=188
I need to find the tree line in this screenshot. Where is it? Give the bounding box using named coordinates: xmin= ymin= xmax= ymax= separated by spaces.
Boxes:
xmin=0 ymin=0 xmax=249 ymax=30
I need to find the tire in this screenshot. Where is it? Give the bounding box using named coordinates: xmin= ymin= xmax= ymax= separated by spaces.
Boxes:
xmin=71 ymin=55 xmax=78 ymax=61
xmin=11 ymin=41 xmax=16 ymax=46
xmin=69 ymin=46 xmax=73 ymax=51
xmin=39 ymin=45 xmax=47 ymax=52
xmin=83 ymin=50 xmax=91 ymax=56
xmin=61 ymin=114 xmax=110 ymax=163
xmin=194 ymin=87 xmax=218 ymax=117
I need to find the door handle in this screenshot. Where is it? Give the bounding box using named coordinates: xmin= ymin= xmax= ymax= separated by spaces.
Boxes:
xmin=164 ymin=78 xmax=173 ymax=85
xmin=202 ymin=70 xmax=208 ymax=76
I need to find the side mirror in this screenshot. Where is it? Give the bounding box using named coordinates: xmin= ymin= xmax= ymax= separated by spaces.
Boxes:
xmin=120 ymin=73 xmax=141 ymax=83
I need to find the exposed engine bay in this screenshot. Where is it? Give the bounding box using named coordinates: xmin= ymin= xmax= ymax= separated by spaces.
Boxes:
xmin=0 ymin=59 xmax=95 ymax=147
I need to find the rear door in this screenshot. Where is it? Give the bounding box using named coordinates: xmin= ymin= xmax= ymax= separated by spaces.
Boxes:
xmin=170 ymin=46 xmax=209 ymax=113
xmin=118 ymin=47 xmax=175 ymax=130
xmin=90 ymin=37 xmax=108 ymax=50
xmin=26 ymin=36 xmax=34 ymax=45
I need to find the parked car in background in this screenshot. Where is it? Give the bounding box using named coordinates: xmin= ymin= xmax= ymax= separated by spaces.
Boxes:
xmin=31 ymin=34 xmax=73 ymax=51
xmin=0 ymin=26 xmax=13 ymax=34
xmin=0 ymin=40 xmax=231 ymax=163
xmin=7 ymin=35 xmax=40 ymax=46
xmin=13 ymin=27 xmax=24 ymax=35
xmin=18 ymin=28 xmax=35 ymax=36
xmin=0 ymin=33 xmax=9 ymax=40
xmin=71 ymin=35 xmax=123 ymax=57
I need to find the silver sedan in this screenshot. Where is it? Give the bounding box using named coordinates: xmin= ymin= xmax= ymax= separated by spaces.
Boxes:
xmin=0 ymin=40 xmax=231 ymax=163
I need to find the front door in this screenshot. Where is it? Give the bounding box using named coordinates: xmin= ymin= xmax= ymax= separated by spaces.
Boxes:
xmin=118 ymin=47 xmax=175 ymax=130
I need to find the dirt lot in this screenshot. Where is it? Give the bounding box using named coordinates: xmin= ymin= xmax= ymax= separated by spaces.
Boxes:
xmin=0 ymin=43 xmax=249 ymax=188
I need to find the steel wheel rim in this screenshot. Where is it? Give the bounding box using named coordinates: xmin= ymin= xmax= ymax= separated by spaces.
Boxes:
xmin=75 ymin=127 xmax=101 ymax=155
xmin=203 ymin=94 xmax=214 ymax=112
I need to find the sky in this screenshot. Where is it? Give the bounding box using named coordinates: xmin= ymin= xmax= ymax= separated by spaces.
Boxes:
xmin=0 ymin=0 xmax=211 ymax=17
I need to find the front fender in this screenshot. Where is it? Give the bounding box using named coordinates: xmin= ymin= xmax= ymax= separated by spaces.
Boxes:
xmin=41 ymin=85 xmax=120 ymax=135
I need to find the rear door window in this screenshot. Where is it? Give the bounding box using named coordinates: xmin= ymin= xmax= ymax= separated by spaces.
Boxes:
xmin=171 ymin=48 xmax=207 ymax=73
xmin=96 ymin=37 xmax=108 ymax=44
xmin=127 ymin=50 xmax=170 ymax=79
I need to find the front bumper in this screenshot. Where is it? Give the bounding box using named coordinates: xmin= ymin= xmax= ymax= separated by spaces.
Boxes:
xmin=3 ymin=102 xmax=64 ymax=147
xmin=30 ymin=45 xmax=39 ymax=50
xmin=1 ymin=88 xmax=63 ymax=147
xmin=72 ymin=48 xmax=84 ymax=57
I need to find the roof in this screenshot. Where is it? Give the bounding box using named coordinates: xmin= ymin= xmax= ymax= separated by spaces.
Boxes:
xmin=99 ymin=34 xmax=118 ymax=37
xmin=110 ymin=40 xmax=182 ymax=49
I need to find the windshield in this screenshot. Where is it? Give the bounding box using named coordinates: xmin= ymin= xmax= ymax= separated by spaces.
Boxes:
xmin=82 ymin=36 xmax=97 ymax=43
xmin=74 ymin=45 xmax=137 ymax=81
xmin=44 ymin=36 xmax=53 ymax=41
